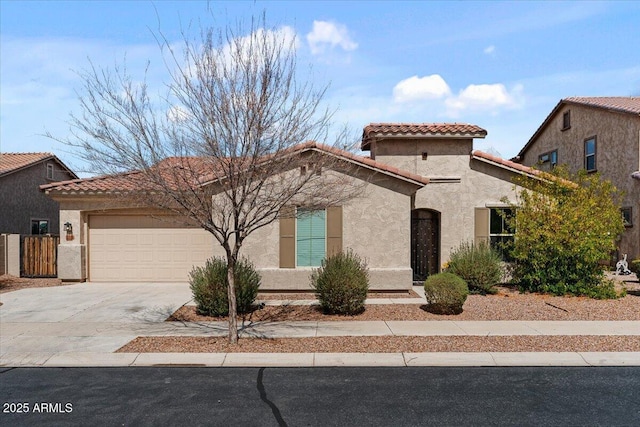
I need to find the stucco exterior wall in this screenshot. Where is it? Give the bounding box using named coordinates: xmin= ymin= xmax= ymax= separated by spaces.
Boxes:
xmin=374 ymin=138 xmax=473 ymax=177
xmin=0 ymin=234 xmax=20 ymax=276
xmin=52 ymin=172 xmax=415 ymax=290
xmin=415 ymin=159 xmax=520 ymax=265
xmin=368 ymin=136 xmax=522 ymax=269
xmin=0 ymin=161 xmax=75 ymax=235
xmin=520 ymin=104 xmax=640 ymax=259
xmin=239 ymin=178 xmax=413 ymax=290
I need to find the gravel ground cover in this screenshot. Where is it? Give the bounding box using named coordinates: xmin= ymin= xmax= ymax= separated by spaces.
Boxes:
xmin=123 ymin=279 xmax=640 ymax=354
xmin=118 ymin=335 xmax=640 ymax=353
xmin=0 ymin=275 xmax=65 ymax=294
xmin=172 ymin=285 xmax=640 ymax=322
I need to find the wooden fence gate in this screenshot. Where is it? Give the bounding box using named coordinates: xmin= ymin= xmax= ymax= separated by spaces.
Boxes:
xmin=22 ymin=235 xmax=59 ymax=278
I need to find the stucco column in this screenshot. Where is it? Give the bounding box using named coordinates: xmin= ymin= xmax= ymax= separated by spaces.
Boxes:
xmin=57 ymin=209 xmax=86 ymax=281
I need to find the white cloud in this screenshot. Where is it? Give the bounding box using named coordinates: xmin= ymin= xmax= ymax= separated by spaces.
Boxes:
xmin=445 ymin=83 xmax=523 ymax=115
xmin=221 ymin=26 xmax=299 ymax=69
xmin=392 ymin=74 xmax=451 ymax=103
xmin=483 ymin=45 xmax=495 ymax=55
xmin=306 ymin=21 xmax=358 ymax=55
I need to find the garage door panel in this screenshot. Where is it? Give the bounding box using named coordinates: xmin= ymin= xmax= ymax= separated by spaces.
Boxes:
xmin=89 ymin=215 xmax=214 ymax=282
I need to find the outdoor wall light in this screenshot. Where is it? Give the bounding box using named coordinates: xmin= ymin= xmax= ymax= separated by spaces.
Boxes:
xmin=64 ymin=222 xmax=74 ymax=240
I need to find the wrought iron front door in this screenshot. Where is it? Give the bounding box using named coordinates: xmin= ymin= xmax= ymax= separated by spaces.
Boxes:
xmin=411 ymin=209 xmax=440 ymax=282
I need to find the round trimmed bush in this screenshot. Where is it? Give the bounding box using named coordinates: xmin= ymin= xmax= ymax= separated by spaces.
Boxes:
xmin=446 ymin=241 xmax=503 ymax=295
xmin=423 ymin=272 xmax=469 ymax=315
xmin=189 ymin=257 xmax=260 ymax=317
xmin=311 ymin=250 xmax=369 ymax=315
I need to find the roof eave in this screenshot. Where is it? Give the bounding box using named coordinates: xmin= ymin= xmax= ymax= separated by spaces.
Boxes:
xmin=0 ymin=154 xmax=79 ymax=180
xmin=471 ymin=152 xmax=540 ymax=179
xmin=305 ymin=146 xmax=429 ymax=188
xmin=362 ymin=132 xmax=487 ymax=150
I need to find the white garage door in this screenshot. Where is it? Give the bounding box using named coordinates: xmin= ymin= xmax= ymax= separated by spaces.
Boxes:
xmin=89 ymin=215 xmax=214 ymax=282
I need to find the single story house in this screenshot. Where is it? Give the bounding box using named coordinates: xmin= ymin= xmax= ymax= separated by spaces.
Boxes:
xmin=41 ymin=123 xmax=538 ymax=290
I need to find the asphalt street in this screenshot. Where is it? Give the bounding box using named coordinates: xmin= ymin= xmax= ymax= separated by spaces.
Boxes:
xmin=1 ymin=366 xmax=639 ymax=426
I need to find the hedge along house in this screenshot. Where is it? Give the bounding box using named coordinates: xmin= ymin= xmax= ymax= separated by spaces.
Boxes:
xmin=42 ymin=124 xmax=539 ymax=290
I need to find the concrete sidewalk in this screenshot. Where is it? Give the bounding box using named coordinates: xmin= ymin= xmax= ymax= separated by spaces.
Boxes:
xmin=1 ymin=282 xmax=639 ymax=367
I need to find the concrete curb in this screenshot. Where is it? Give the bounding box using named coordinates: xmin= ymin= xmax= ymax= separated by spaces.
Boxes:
xmin=2 ymin=352 xmax=639 ymax=368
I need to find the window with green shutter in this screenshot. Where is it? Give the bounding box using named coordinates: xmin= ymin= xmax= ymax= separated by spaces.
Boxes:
xmin=296 ymin=208 xmax=326 ymax=267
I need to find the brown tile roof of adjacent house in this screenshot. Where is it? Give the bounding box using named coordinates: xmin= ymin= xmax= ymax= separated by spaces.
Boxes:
xmin=362 ymin=123 xmax=487 ymax=150
xmin=515 ymin=97 xmax=640 ymax=160
xmin=563 ymin=96 xmax=640 ymax=115
xmin=0 ymin=152 xmax=78 ymax=179
xmin=41 ymin=142 xmax=430 ymax=195
xmin=0 ymin=152 xmax=53 ymax=176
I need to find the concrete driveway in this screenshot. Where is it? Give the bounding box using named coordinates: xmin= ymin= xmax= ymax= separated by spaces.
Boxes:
xmin=2 ymin=282 xmax=639 ymax=367
xmin=0 ymin=282 xmax=206 ymax=364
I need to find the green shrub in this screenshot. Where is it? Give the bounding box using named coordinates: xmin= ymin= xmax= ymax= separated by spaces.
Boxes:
xmin=311 ymin=250 xmax=369 ymax=315
xmin=508 ymin=167 xmax=625 ymax=299
xmin=630 ymin=259 xmax=640 ymax=275
xmin=446 ymin=241 xmax=503 ymax=294
xmin=423 ymin=273 xmax=469 ymax=315
xmin=189 ymin=257 xmax=260 ymax=317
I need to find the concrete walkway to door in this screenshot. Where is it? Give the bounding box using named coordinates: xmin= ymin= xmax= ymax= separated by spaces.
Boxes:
xmin=1 ymin=282 xmax=639 ymax=367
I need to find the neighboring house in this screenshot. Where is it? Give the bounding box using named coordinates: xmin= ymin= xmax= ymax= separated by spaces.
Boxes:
xmin=0 ymin=153 xmax=78 ymax=236
xmin=513 ymin=97 xmax=640 ymax=260
xmin=41 ymin=124 xmax=538 ymax=290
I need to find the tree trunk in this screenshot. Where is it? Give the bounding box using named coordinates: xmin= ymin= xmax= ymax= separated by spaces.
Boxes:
xmin=226 ymin=255 xmax=239 ymax=344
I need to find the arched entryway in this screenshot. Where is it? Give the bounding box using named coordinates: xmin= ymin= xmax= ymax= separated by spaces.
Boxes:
xmin=411 ymin=209 xmax=440 ymax=282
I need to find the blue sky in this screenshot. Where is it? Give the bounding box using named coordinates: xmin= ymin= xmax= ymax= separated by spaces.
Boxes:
xmin=1 ymin=0 xmax=639 ymax=173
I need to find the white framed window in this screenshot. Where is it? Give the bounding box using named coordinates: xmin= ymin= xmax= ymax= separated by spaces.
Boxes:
xmin=489 ymin=208 xmax=515 ymax=261
xmin=46 ymin=163 xmax=54 ymax=180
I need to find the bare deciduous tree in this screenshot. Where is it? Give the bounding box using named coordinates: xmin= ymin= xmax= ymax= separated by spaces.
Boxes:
xmin=50 ymin=16 xmax=361 ymax=343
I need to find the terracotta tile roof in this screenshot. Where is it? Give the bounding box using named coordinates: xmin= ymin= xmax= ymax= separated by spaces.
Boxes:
xmin=42 ymin=143 xmax=429 ymax=195
xmin=0 ymin=152 xmax=54 ymax=176
xmin=564 ymin=97 xmax=640 ymax=115
xmin=471 ymin=150 xmax=541 ymax=178
xmin=0 ymin=152 xmax=78 ymax=179
xmin=40 ymin=172 xmax=144 ymax=193
xmin=291 ymin=141 xmax=430 ymax=185
xmin=362 ymin=123 xmax=487 ymax=150
xmin=516 ymin=97 xmax=640 ymax=160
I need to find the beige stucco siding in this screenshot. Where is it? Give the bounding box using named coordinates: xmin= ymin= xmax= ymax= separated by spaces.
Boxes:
xmin=521 ymin=104 xmax=640 ymax=258
xmin=343 ymin=183 xmax=410 ymax=268
xmin=414 ymin=160 xmax=520 ymax=265
xmin=52 ymin=169 xmax=416 ymax=289
xmin=243 ymin=180 xmax=413 ymax=290
xmin=375 ymin=138 xmax=473 ymax=177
